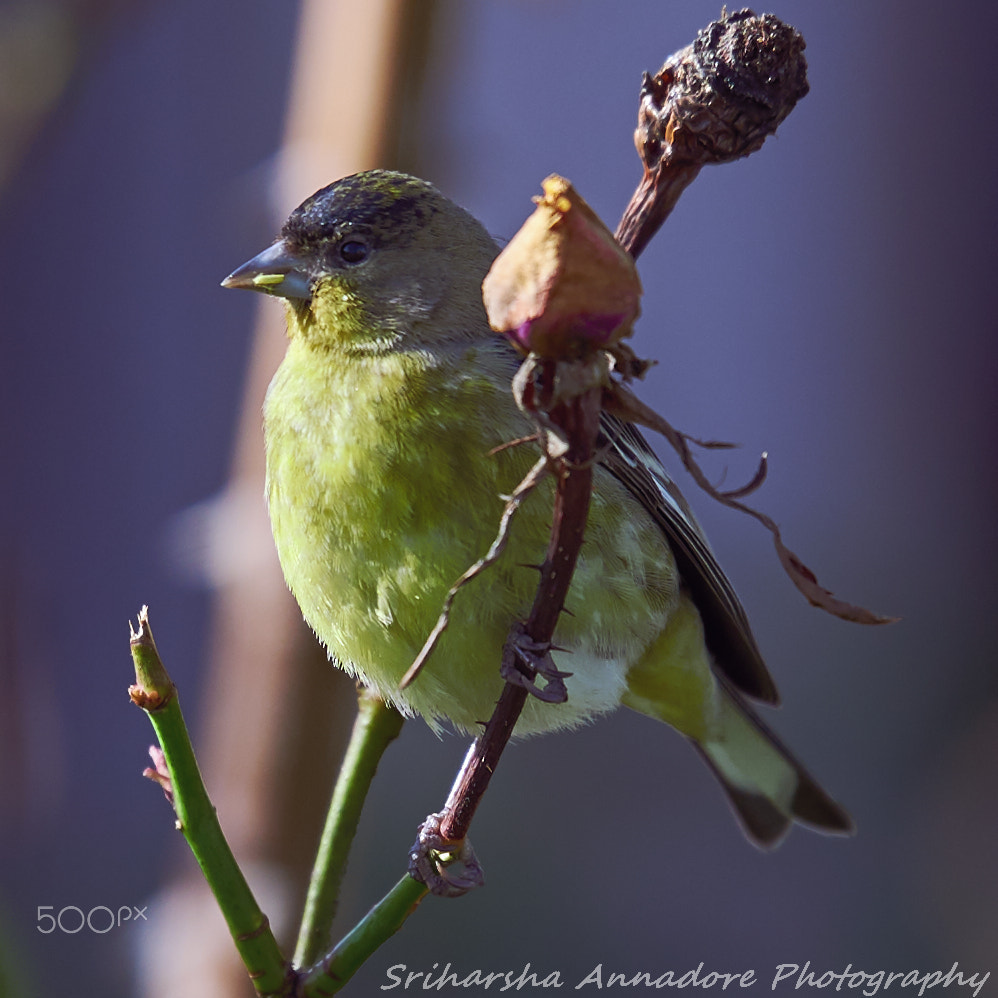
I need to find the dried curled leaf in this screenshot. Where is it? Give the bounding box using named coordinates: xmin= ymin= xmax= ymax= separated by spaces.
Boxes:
xmin=605 ymin=383 xmax=898 ymax=626
xmin=483 ymin=175 xmax=642 ymax=359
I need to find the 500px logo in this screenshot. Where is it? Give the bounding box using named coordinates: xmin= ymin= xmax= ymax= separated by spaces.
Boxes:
xmin=36 ymin=905 xmax=148 ymax=934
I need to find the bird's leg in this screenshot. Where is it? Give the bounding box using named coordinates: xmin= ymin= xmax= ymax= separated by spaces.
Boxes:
xmin=499 ymin=620 xmax=572 ymax=703
xmin=408 ymin=811 xmax=484 ymax=897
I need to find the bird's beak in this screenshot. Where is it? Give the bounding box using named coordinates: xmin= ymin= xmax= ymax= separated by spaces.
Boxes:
xmin=221 ymin=240 xmax=313 ymax=300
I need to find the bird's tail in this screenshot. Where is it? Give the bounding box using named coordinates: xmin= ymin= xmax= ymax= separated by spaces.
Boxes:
xmin=691 ymin=679 xmax=854 ymax=847
xmin=622 ymin=596 xmax=854 ymax=847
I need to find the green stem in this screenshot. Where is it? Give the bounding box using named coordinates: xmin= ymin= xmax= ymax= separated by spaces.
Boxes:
xmin=293 ymin=687 xmax=405 ymax=969
xmin=129 ymin=608 xmax=292 ymax=997
xmin=299 ymin=875 xmax=429 ymax=996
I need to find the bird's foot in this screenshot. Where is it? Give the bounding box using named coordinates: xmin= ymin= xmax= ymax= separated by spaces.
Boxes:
xmin=408 ymin=812 xmax=484 ymax=897
xmin=500 ymin=622 xmax=572 ymax=704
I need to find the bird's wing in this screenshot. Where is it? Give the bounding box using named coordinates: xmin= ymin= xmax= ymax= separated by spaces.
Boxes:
xmin=598 ymin=413 xmax=780 ymax=705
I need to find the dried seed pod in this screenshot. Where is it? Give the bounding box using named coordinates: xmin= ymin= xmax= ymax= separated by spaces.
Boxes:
xmin=636 ymin=9 xmax=809 ymax=170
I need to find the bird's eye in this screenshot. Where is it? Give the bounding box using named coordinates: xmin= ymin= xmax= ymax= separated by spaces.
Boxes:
xmin=339 ymin=240 xmax=369 ymax=264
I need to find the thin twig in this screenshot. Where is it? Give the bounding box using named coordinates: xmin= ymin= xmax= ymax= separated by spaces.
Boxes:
xmin=437 ymin=379 xmax=603 ymax=846
xmin=129 ymin=608 xmax=294 ymax=997
xmin=294 ymin=688 xmax=405 ymax=969
xmin=299 ymin=875 xmax=429 ymax=996
xmin=400 ymin=456 xmax=549 ymax=691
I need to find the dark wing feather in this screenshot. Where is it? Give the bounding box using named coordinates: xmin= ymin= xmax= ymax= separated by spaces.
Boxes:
xmin=598 ymin=412 xmax=780 ymax=705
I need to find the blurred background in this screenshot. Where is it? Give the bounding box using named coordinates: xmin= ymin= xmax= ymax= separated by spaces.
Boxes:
xmin=1 ymin=1 xmax=996 ymax=995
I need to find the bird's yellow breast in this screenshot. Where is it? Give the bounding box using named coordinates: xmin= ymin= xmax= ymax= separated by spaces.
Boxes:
xmin=264 ymin=336 xmax=682 ymax=734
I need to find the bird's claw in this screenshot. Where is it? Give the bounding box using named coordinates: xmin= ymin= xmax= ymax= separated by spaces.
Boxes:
xmin=408 ymin=812 xmax=484 ymax=897
xmin=500 ymin=623 xmax=572 ymax=703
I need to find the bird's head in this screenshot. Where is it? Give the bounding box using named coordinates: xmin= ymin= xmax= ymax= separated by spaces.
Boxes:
xmin=223 ymin=171 xmax=499 ymax=353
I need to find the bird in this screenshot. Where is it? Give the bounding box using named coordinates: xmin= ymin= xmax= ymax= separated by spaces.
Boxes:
xmin=222 ymin=169 xmax=853 ymax=848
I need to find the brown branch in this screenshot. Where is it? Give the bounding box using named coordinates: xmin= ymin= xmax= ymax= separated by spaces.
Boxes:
xmin=410 ymin=8 xmax=811 ymax=894
xmin=437 ymin=380 xmax=602 ymax=846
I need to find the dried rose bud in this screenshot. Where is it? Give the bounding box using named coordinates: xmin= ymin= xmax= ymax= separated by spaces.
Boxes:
xmin=483 ymin=175 xmax=642 ymax=359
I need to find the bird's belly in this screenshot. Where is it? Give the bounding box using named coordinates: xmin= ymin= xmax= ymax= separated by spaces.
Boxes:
xmin=265 ymin=378 xmax=679 ymax=735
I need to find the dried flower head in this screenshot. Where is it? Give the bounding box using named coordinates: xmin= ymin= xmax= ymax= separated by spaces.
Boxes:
xmin=483 ymin=175 xmax=642 ymax=360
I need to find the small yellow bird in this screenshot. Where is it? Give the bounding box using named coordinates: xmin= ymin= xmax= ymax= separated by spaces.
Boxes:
xmin=223 ymin=170 xmax=852 ymax=847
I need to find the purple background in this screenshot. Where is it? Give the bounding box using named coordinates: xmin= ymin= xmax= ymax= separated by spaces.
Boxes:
xmin=2 ymin=2 xmax=996 ymax=994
